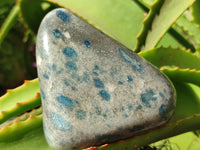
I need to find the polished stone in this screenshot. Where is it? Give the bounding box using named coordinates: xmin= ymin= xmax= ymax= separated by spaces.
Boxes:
xmin=36 ymin=8 xmax=175 ymax=150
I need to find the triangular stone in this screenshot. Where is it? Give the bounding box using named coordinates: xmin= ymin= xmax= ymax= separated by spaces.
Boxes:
xmin=36 ymin=8 xmax=175 ymax=150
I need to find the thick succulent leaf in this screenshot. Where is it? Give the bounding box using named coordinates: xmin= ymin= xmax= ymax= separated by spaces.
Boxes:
xmin=0 ymin=0 xmax=14 ymax=6
xmin=152 ymin=131 xmax=200 ymax=149
xmin=137 ymin=0 xmax=195 ymax=51
xmin=135 ymin=0 xmax=195 ymax=52
xmin=156 ymin=32 xmax=183 ymax=49
xmin=19 ymin=0 xmax=184 ymax=50
xmin=175 ymin=15 xmax=200 ymax=50
xmin=0 ymin=107 xmax=42 ymax=128
xmin=0 ymin=110 xmax=52 ymax=150
xmin=19 ymin=0 xmax=47 ymax=33
xmin=23 ymin=0 xmax=146 ymax=49
xmin=139 ymin=47 xmax=200 ymax=70
xmin=161 ymin=67 xmax=200 ymax=87
xmin=191 ymin=0 xmax=200 ymax=25
xmin=0 ymin=79 xmax=40 ymax=124
xmin=0 ymin=4 xmax=19 ymax=45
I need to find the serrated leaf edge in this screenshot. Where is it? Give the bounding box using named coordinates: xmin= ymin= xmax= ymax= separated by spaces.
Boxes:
xmin=0 ymin=92 xmax=41 ymax=124
xmin=135 ymin=0 xmax=163 ymax=52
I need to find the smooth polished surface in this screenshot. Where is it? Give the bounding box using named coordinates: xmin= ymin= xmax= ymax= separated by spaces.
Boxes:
xmin=36 ymin=8 xmax=175 ymax=150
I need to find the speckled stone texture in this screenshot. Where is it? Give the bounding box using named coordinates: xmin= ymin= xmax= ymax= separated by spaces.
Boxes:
xmin=36 ymin=8 xmax=175 ymax=150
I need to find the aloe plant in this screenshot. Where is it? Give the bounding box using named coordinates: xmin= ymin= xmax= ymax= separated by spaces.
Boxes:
xmin=1 ymin=0 xmax=200 ymax=149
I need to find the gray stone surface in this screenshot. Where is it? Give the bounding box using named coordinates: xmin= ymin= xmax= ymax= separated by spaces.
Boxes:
xmin=36 ymin=8 xmax=175 ymax=150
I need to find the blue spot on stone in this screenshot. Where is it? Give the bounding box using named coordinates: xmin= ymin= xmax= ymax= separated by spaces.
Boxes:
xmin=110 ymin=70 xmax=117 ymax=78
xmin=57 ymin=95 xmax=74 ymax=108
xmin=127 ymin=76 xmax=133 ymax=82
xmin=95 ymin=107 xmax=102 ymax=115
xmin=71 ymin=86 xmax=77 ymax=91
xmin=93 ymin=78 xmax=104 ymax=88
xmin=57 ymin=69 xmax=64 ymax=74
xmin=77 ymin=72 xmax=90 ymax=83
xmin=51 ymin=64 xmax=57 ymax=71
xmin=90 ymin=112 xmax=94 ymax=117
xmin=136 ymin=105 xmax=142 ymax=110
xmin=106 ymin=124 xmax=111 ymax=128
xmin=64 ymin=81 xmax=70 ymax=86
xmin=66 ymin=61 xmax=77 ymax=71
xmin=47 ymin=64 xmax=57 ymax=71
xmin=99 ymin=90 xmax=110 ymax=101
xmin=53 ymin=29 xmax=62 ymax=39
xmin=56 ymin=10 xmax=70 ymax=22
xmin=128 ymin=105 xmax=133 ymax=110
xmin=84 ymin=40 xmax=91 ymax=48
xmin=94 ymin=65 xmax=99 ymax=70
xmin=40 ymin=48 xmax=47 ymax=59
xmin=63 ymin=47 xmax=77 ymax=60
xmin=76 ymin=110 xmax=86 ymax=120
xmin=119 ymin=48 xmax=143 ymax=72
xmin=103 ymin=114 xmax=107 ymax=118
xmin=82 ymin=72 xmax=90 ymax=82
xmin=51 ymin=112 xmax=72 ymax=132
xmin=159 ymin=92 xmax=165 ymax=98
xmin=40 ymin=89 xmax=46 ymax=100
xmin=121 ymin=107 xmax=125 ymax=111
xmin=159 ymin=104 xmax=168 ymax=117
xmin=118 ymin=81 xmax=123 ymax=85
xmin=52 ymin=41 xmax=57 ymax=45
xmin=43 ymin=74 xmax=49 ymax=79
xmin=141 ymin=89 xmax=157 ymax=107
xmin=93 ymin=72 xmax=98 ymax=76
xmin=123 ymin=114 xmax=129 ymax=118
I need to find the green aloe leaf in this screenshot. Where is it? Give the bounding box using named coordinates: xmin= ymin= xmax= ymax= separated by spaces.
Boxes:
xmin=151 ymin=131 xmax=200 ymax=149
xmin=135 ymin=0 xmax=195 ymax=52
xmin=0 ymin=0 xmax=14 ymax=6
xmin=19 ymin=0 xmax=47 ymax=33
xmin=139 ymin=47 xmax=200 ymax=69
xmin=22 ymin=0 xmax=147 ymax=49
xmin=0 ymin=4 xmax=19 ymax=45
xmin=137 ymin=0 xmax=196 ymax=51
xmin=0 ymin=107 xmax=42 ymax=128
xmin=175 ymin=15 xmax=200 ymax=51
xmin=0 ymin=107 xmax=52 ymax=150
xmin=191 ymin=0 xmax=200 ymax=25
xmin=160 ymin=67 xmax=200 ymax=86
xmin=19 ymin=0 xmax=183 ymax=50
xmin=0 ymin=79 xmax=40 ymax=124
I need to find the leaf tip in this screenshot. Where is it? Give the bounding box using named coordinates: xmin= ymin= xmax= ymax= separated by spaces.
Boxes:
xmin=190 ymin=1 xmax=195 ymax=6
xmin=36 ymin=92 xmax=40 ymax=97
xmin=24 ymin=80 xmax=30 ymax=83
xmin=6 ymin=89 xmax=11 ymax=92
xmin=29 ymin=114 xmax=35 ymax=119
xmin=173 ymin=18 xmax=177 ymax=23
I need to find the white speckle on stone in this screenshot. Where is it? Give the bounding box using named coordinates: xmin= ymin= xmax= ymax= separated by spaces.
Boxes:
xmin=43 ymin=33 xmax=49 ymax=52
xmin=37 ymin=56 xmax=42 ymax=66
xmin=106 ymin=82 xmax=117 ymax=92
xmin=63 ymin=31 xmax=71 ymax=39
